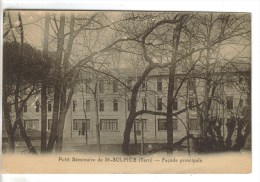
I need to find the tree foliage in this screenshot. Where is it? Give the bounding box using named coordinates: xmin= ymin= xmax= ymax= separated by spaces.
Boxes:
xmin=3 ymin=41 xmax=50 ymax=84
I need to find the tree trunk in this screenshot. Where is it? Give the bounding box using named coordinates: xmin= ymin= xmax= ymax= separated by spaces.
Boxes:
xmin=202 ymin=32 xmax=212 ymax=136
xmin=166 ymin=65 xmax=175 ymax=153
xmin=94 ymin=88 xmax=101 ymax=152
xmin=7 ymin=134 xmax=15 ymax=152
xmin=133 ymin=120 xmax=137 ymax=145
xmin=14 ymin=76 xmax=37 ymax=154
xmin=166 ymin=22 xmax=182 ymax=153
xmin=7 ymin=12 xmax=17 ymax=42
xmin=122 ymin=66 xmax=154 ymax=154
xmin=225 ymin=117 xmax=236 ymax=149
xmin=122 ymin=114 xmax=137 ymax=154
xmin=55 ymin=113 xmax=66 ymax=152
xmin=47 ymin=84 xmax=60 ymax=151
xmin=41 ymin=84 xmax=47 ymax=152
xmin=18 ymin=118 xmax=37 ymax=154
xmin=55 ymin=83 xmax=67 ymax=152
xmin=3 ymin=89 xmax=16 ymax=152
xmin=47 ymin=14 xmax=65 ymax=152
xmin=232 ymin=118 xmax=250 ymax=151
xmin=53 ymin=15 xmax=76 ymax=152
xmin=81 ymin=82 xmax=88 ymax=144
xmin=55 ymin=86 xmax=74 ymax=152
xmin=41 ymin=13 xmax=50 ymax=153
xmin=192 ymin=77 xmax=204 ymax=134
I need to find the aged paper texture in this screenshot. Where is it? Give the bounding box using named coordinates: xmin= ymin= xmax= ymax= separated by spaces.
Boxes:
xmin=2 ymin=10 xmax=251 ymax=174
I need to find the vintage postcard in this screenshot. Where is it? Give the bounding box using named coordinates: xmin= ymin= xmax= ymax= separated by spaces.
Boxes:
xmin=2 ymin=10 xmax=251 ymax=174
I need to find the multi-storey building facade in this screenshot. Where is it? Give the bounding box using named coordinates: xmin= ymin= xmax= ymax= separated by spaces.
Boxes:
xmin=5 ymin=63 xmax=250 ymax=146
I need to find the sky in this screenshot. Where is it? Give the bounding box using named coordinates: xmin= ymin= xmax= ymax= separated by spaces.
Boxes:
xmin=3 ymin=10 xmax=251 ymax=70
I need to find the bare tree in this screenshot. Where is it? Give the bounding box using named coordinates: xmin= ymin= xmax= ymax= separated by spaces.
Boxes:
xmin=40 ymin=13 xmax=50 ymax=152
xmin=185 ymin=13 xmax=250 ymax=152
xmin=45 ymin=12 xmax=147 ymax=152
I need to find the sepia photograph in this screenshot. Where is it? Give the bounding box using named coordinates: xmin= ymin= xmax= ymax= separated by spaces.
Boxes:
xmin=1 ymin=9 xmax=252 ymax=174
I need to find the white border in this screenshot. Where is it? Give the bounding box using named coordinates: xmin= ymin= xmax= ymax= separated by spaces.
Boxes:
xmin=0 ymin=0 xmax=258 ymax=12
xmin=1 ymin=0 xmax=259 ymax=182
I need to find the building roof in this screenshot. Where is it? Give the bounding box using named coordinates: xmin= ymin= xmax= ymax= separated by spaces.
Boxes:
xmin=78 ymin=59 xmax=250 ymax=81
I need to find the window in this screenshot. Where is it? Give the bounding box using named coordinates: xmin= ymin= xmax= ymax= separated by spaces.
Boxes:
xmin=239 ymin=99 xmax=244 ymax=108
xmin=86 ymin=86 xmax=92 ymax=94
xmin=85 ymin=84 xmax=92 ymax=94
xmin=239 ymin=77 xmax=244 ymax=85
xmin=73 ymin=119 xmax=90 ymax=130
xmin=128 ymin=99 xmax=131 ymax=111
xmin=227 ymin=118 xmax=235 ymax=125
xmin=226 ymin=77 xmax=233 ymax=89
xmin=36 ymin=86 xmax=40 ymax=93
xmin=85 ymin=100 xmax=90 ymax=112
xmin=99 ymin=100 xmax=104 ymax=112
xmin=73 ymin=119 xmax=90 ymax=135
xmin=189 ymin=99 xmax=194 ymax=108
xmin=158 ymin=119 xmax=178 ymax=131
xmin=24 ymin=101 xmax=27 ymax=112
xmin=188 ymin=80 xmax=194 ymax=91
xmin=100 ymin=119 xmax=118 ymax=131
xmin=48 ymin=100 xmax=52 ymax=112
xmin=21 ymin=87 xmax=26 ymax=95
xmin=157 ymin=97 xmax=162 ymax=111
xmin=99 ymin=80 xmax=104 ymax=93
xmin=172 ymin=99 xmax=178 ymax=110
xmin=47 ymin=87 xmax=53 ymax=95
xmin=7 ymin=103 xmax=12 ymax=113
xmin=188 ymin=119 xmax=199 ymax=130
xmin=173 ymin=119 xmax=178 ymax=130
xmin=227 ymin=96 xmax=233 ymax=109
xmin=157 ymin=78 xmax=162 ymax=91
xmin=35 ymin=100 xmax=40 ymax=112
xmin=126 ymin=79 xmax=132 ymax=88
xmin=189 ymin=98 xmax=197 ymax=110
xmin=134 ymin=119 xmax=147 ymax=131
xmin=158 ymin=119 xmax=166 ymax=130
xmin=173 ymin=78 xmax=178 ymax=90
xmin=189 ymin=98 xmax=195 ymax=110
xmin=141 ymin=81 xmax=146 ymax=91
xmin=48 ymin=119 xmax=52 ymax=130
xmin=113 ymin=99 xmax=118 ymax=111
xmin=142 ymin=98 xmax=147 ymax=110
xmin=73 ymin=100 xmax=77 ymax=112
xmin=24 ymin=119 xmax=39 ymax=130
xmin=113 ymin=80 xmax=118 ymax=93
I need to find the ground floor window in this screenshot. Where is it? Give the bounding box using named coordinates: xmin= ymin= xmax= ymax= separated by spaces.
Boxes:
xmin=73 ymin=119 xmax=90 ymax=135
xmin=24 ymin=101 xmax=27 ymax=112
xmin=227 ymin=96 xmax=233 ymax=109
xmin=7 ymin=102 xmax=12 ymax=112
xmin=24 ymin=119 xmax=39 ymax=131
xmin=35 ymin=100 xmax=40 ymax=112
xmin=157 ymin=97 xmax=162 ymax=110
xmin=99 ymin=100 xmax=104 ymax=112
xmin=172 ymin=99 xmax=178 ymax=110
xmin=100 ymin=119 xmax=118 ymax=131
xmin=113 ymin=99 xmax=118 ymax=111
xmin=158 ymin=119 xmax=178 ymax=131
xmin=47 ymin=119 xmax=52 ymax=130
xmin=48 ymin=100 xmax=52 ymax=112
xmin=188 ymin=118 xmax=199 ymax=130
xmin=134 ymin=119 xmax=147 ymax=131
xmin=189 ymin=98 xmax=196 ymax=110
xmin=128 ymin=99 xmax=131 ymax=111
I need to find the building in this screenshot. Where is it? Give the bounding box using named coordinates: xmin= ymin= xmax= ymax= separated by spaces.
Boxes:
xmin=4 ymin=61 xmax=250 ymax=147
